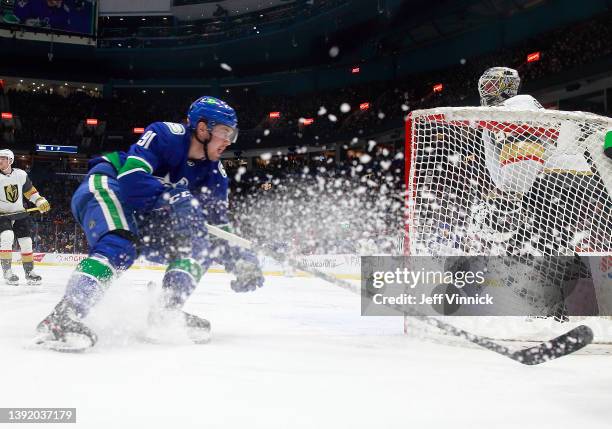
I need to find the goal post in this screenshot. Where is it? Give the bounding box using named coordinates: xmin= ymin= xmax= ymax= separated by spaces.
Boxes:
xmin=403 ymin=107 xmax=612 ymax=340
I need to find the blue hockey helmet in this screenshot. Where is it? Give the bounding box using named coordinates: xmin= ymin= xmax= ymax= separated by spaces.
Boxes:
xmin=187 ymin=96 xmax=238 ymax=143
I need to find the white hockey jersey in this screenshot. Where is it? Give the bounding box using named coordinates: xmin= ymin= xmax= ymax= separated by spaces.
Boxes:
xmin=483 ymin=94 xmax=591 ymax=194
xmin=0 ymin=168 xmax=42 ymax=214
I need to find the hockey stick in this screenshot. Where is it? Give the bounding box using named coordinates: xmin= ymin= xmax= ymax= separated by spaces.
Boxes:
xmin=204 ymin=223 xmax=593 ymax=365
xmin=0 ymin=207 xmax=41 ymax=217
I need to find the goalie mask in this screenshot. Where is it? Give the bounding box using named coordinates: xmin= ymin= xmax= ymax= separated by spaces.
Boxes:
xmin=478 ymin=67 xmax=520 ymax=106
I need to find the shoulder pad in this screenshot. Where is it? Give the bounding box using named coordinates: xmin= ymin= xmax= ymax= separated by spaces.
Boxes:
xmin=145 ymin=121 xmax=186 ymax=136
xmin=502 ymin=95 xmax=543 ymax=111
xmin=163 ymin=122 xmax=186 ymax=135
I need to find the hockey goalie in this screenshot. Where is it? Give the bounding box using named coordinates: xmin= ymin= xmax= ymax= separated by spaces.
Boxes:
xmin=405 ymin=67 xmax=612 ymax=341
xmin=461 ymin=67 xmax=612 ymax=323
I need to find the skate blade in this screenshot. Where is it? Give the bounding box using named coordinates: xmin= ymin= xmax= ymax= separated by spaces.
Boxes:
xmin=32 ymin=332 xmax=94 ymax=353
xmin=141 ymin=326 xmax=211 ymax=345
xmin=187 ymin=327 xmax=212 ymax=344
xmin=26 ymin=280 xmax=41 ymax=286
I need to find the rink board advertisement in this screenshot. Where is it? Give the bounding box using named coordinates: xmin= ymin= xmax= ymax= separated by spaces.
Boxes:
xmin=361 ymin=256 xmax=612 ymax=317
xmin=12 ymin=252 xmax=362 ymax=279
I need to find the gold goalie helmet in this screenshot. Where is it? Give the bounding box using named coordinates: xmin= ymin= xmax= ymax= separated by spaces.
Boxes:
xmin=478 ymin=67 xmax=521 ymax=106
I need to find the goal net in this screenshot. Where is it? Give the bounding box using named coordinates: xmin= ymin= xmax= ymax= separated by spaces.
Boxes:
xmin=404 ymin=107 xmax=612 ymax=343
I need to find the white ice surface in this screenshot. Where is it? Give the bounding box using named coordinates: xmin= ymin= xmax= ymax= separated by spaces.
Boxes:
xmin=1 ymin=266 xmax=611 ymax=429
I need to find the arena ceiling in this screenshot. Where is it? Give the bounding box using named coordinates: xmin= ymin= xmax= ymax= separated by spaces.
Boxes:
xmin=0 ymin=0 xmax=573 ymax=82
xmin=171 ymin=0 xmax=296 ymax=21
xmin=99 ymin=0 xmax=297 ymax=19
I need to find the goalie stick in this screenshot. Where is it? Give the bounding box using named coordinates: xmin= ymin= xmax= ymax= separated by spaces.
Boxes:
xmin=204 ymin=223 xmax=594 ymax=365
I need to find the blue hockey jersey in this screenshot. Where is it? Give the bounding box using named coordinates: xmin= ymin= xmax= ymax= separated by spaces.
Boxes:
xmin=92 ymin=121 xmax=229 ymax=224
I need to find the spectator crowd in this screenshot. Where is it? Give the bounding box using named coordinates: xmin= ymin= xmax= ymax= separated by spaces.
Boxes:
xmin=1 ymin=10 xmax=611 ymax=255
xmin=2 ymin=10 xmax=612 ymax=155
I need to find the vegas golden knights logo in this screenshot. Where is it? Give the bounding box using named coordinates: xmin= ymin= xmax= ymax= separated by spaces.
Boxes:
xmin=4 ymin=184 xmax=19 ymax=203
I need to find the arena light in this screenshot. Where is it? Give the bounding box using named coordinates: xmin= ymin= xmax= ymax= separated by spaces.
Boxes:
xmin=351 ymin=67 xmax=360 ymax=74
xmin=433 ymin=83 xmax=444 ymax=93
xmin=133 ymin=127 xmax=145 ymax=134
xmin=86 ymin=118 xmax=98 ymax=126
xmin=269 ymin=112 xmax=281 ymax=119
xmin=1 ymin=112 xmax=13 ymax=119
xmin=527 ymin=51 xmax=541 ymax=63
xmin=359 ymin=102 xmax=370 ymax=111
xmin=301 ymin=118 xmax=314 ymax=126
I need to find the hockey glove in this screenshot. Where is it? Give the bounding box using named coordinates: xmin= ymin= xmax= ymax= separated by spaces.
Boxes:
xmin=35 ymin=197 xmax=51 ymax=213
xmin=227 ymin=248 xmax=264 ymax=293
xmin=137 ymin=186 xmax=200 ymax=262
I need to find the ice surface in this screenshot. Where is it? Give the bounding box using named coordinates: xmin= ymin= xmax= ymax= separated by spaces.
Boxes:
xmin=0 ymin=266 xmax=611 ymax=429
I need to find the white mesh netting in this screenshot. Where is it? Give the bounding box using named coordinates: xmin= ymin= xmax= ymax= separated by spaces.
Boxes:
xmin=403 ymin=107 xmax=612 ymax=344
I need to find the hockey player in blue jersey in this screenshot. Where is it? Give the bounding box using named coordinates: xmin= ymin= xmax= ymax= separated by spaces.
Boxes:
xmin=35 ymin=96 xmax=264 ymax=351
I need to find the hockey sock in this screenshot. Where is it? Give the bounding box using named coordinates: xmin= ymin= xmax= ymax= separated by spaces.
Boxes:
xmin=18 ymin=237 xmax=34 ymax=274
xmin=0 ymin=229 xmax=14 ymax=273
xmin=162 ymin=258 xmax=203 ymax=309
xmin=21 ymin=256 xmax=33 ymax=274
xmin=63 ymin=257 xmax=115 ymax=318
xmin=0 ymin=253 xmax=10 ymax=273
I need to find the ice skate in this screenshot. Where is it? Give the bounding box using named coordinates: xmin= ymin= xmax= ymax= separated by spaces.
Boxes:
xmin=34 ymin=301 xmax=97 ymax=352
xmin=146 ymin=307 xmax=211 ymax=345
xmin=25 ymin=270 xmax=42 ymax=285
xmin=3 ymin=269 xmax=19 ymax=286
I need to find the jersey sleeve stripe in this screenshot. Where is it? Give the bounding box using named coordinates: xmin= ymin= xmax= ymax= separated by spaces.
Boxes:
xmin=127 ymin=156 xmax=153 ymax=173
xmin=102 ymin=152 xmax=123 ymax=172
xmin=88 ymin=174 xmax=128 ymax=231
xmin=116 ymin=168 xmax=148 ymax=180
xmin=101 ymin=175 xmax=130 ymax=229
xmin=24 ymin=187 xmax=39 ymax=199
xmin=117 ymin=156 xmax=153 ymax=177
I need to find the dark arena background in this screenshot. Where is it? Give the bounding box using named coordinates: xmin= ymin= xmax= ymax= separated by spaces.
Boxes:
xmin=1 ymin=0 xmax=612 ymax=427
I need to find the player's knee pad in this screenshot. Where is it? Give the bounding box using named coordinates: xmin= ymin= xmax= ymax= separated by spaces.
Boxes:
xmin=90 ymin=232 xmax=137 ymax=272
xmin=0 ymin=230 xmax=15 ymax=250
xmin=17 ymin=237 xmax=33 ymax=254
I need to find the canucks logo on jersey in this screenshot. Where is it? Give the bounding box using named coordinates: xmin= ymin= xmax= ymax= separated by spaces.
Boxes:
xmin=4 ymin=184 xmax=19 ymax=203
